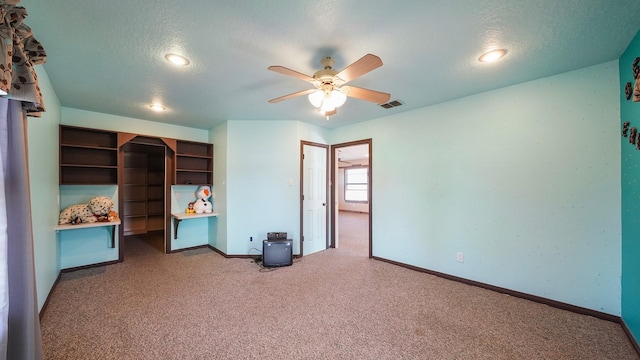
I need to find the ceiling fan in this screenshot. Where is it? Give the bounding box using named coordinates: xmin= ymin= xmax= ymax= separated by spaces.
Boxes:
xmin=267 ymin=54 xmax=390 ymax=119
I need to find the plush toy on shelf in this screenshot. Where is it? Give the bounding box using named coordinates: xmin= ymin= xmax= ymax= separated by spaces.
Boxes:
xmin=105 ymin=210 xmax=119 ymax=222
xmin=185 ymin=202 xmax=196 ymax=214
xmin=193 ymin=186 xmax=213 ymax=214
xmin=58 ymin=196 xmax=116 ymax=225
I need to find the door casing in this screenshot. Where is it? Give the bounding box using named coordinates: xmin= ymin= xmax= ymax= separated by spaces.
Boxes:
xmin=330 ymin=139 xmax=373 ymax=258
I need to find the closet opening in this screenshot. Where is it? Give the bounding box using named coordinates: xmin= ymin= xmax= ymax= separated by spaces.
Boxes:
xmin=122 ymin=140 xmax=168 ymax=255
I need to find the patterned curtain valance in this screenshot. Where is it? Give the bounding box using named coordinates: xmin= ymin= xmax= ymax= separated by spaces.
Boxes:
xmin=0 ymin=0 xmax=46 ymax=117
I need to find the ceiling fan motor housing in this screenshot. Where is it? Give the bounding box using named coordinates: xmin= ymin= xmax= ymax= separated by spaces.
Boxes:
xmin=321 ymin=56 xmax=335 ymax=69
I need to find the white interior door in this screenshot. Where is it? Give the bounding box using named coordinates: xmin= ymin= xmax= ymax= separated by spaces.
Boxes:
xmin=302 ymin=143 xmax=328 ymax=256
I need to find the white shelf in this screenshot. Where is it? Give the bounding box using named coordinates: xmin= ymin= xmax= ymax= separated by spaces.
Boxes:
xmin=171 ymin=212 xmax=218 ymax=239
xmin=171 ymin=212 xmax=218 ymax=220
xmin=54 ymin=219 xmax=121 ymax=231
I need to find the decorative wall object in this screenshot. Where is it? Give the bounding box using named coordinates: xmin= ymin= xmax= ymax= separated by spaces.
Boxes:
xmin=632 ymin=57 xmax=640 ymax=102
xmin=621 ymin=122 xmax=640 ymax=151
xmin=625 ymin=57 xmax=640 ymax=102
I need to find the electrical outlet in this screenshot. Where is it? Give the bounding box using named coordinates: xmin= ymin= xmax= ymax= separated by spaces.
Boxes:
xmin=456 ymin=252 xmax=464 ymax=263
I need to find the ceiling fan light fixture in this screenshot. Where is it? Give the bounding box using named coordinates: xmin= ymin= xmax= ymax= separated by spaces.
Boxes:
xmin=164 ymin=53 xmax=190 ymax=66
xmin=308 ymin=88 xmax=347 ymax=112
xmin=330 ymin=89 xmax=347 ymax=108
xmin=308 ymin=90 xmax=324 ymax=108
xmin=148 ymin=103 xmax=166 ymax=112
xmin=320 ymin=101 xmax=336 ymax=113
xmin=479 ymin=49 xmax=507 ymax=63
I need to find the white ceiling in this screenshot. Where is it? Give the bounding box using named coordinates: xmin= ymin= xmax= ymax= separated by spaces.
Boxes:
xmin=20 ymin=0 xmax=640 ymax=129
xmin=337 ymin=144 xmax=369 ymax=162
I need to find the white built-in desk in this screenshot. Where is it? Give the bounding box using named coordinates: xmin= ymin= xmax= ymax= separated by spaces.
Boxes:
xmin=171 ymin=212 xmax=218 ymax=239
xmin=54 ymin=219 xmax=121 ymax=248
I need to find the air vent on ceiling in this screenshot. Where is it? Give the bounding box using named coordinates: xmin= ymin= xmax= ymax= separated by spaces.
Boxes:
xmin=380 ymin=100 xmax=403 ymax=109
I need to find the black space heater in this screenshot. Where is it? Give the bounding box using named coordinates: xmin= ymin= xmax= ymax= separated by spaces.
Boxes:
xmin=263 ymin=232 xmax=292 ymax=267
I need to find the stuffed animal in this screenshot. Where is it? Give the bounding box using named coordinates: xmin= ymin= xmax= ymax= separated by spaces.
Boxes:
xmin=193 ymin=186 xmax=213 ymax=214
xmin=185 ymin=202 xmax=196 ymax=214
xmin=106 ymin=210 xmax=119 ymax=222
xmin=58 ymin=196 xmax=115 ymax=225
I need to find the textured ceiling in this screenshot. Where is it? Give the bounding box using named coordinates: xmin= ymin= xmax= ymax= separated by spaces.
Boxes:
xmin=20 ymin=0 xmax=640 ymax=129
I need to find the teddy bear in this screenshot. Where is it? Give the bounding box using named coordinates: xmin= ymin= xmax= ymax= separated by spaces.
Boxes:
xmin=58 ymin=196 xmax=115 ymax=225
xmin=193 ymin=186 xmax=213 ymax=214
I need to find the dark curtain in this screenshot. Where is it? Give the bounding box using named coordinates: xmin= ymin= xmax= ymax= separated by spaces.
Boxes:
xmin=2 ymin=98 xmax=42 ymax=359
xmin=0 ymin=1 xmax=47 ymax=359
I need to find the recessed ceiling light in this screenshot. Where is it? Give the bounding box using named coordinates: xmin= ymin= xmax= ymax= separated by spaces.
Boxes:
xmin=164 ymin=53 xmax=190 ymax=66
xmin=479 ymin=49 xmax=507 ymax=63
xmin=148 ymin=103 xmax=166 ymax=112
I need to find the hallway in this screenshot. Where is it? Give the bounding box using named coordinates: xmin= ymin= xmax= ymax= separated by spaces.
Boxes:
xmin=337 ymin=211 xmax=369 ymax=256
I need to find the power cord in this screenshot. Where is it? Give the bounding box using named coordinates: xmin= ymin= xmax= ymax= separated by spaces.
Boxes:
xmin=248 ymin=247 xmax=263 ymax=267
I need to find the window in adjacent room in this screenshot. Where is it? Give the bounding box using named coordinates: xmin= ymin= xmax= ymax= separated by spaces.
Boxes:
xmin=345 ymin=166 xmax=368 ymax=202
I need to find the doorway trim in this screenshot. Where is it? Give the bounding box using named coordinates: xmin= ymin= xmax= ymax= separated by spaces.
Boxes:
xmin=300 ymin=140 xmax=329 ymax=257
xmin=330 ymin=139 xmax=373 ymax=258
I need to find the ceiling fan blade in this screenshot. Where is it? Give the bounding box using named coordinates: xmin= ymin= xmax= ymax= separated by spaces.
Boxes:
xmin=335 ymin=54 xmax=383 ymax=84
xmin=268 ymin=88 xmax=317 ymax=103
xmin=268 ymin=65 xmax=316 ymax=82
xmin=342 ymin=86 xmax=390 ymax=104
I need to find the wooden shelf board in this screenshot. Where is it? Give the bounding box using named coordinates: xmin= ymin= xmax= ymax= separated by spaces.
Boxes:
xmin=176 ymin=169 xmax=212 ymax=173
xmin=61 ymin=164 xmax=118 ymax=169
xmin=61 ymin=144 xmax=117 ymax=151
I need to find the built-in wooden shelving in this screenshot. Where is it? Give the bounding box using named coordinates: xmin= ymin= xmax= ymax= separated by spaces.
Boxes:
xmin=58 ymin=126 xmax=214 ymax=261
xmin=59 ymin=125 xmax=118 ymax=185
xmin=175 ymin=140 xmax=213 ymax=185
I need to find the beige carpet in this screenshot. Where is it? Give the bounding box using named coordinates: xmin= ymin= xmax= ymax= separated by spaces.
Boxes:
xmin=336 ymin=211 xmax=369 ymax=256
xmin=40 ymin=212 xmax=638 ymax=359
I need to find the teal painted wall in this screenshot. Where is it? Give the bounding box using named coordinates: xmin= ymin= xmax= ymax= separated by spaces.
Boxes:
xmin=209 ymin=122 xmax=228 ymax=253
xmin=224 ymin=120 xmax=328 ymax=256
xmin=620 ymin=29 xmax=640 ymax=343
xmin=170 ymin=185 xmax=216 ymax=250
xmin=296 ymin=121 xmax=331 ymax=144
xmin=58 ymin=186 xmax=119 ymax=268
xmin=332 ymin=62 xmax=622 ymax=314
xmin=61 ymin=108 xmax=209 ymax=143
xmin=28 ymin=65 xmax=61 ymax=310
